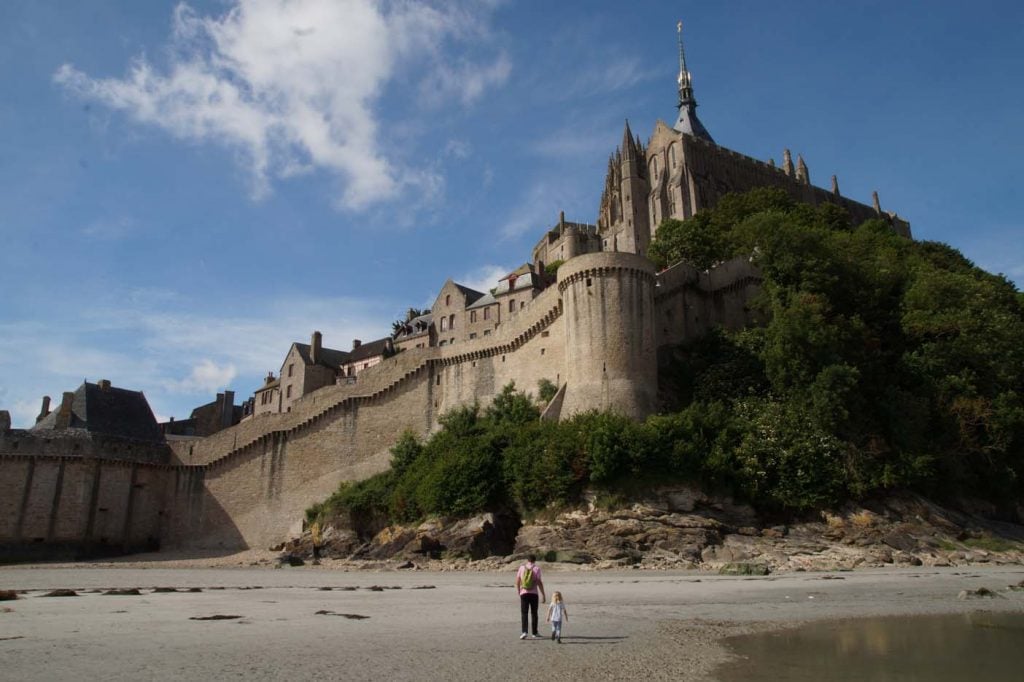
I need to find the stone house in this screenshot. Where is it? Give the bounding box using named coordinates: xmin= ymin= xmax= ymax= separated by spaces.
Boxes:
xmin=393 ymin=312 xmax=435 ymax=352
xmin=338 ymin=337 xmax=394 ymax=378
xmin=431 ymin=280 xmax=485 ymax=348
xmin=279 ymin=331 xmax=350 ymax=413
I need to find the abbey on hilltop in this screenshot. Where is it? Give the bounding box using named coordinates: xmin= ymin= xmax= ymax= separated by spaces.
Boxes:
xmin=0 ymin=23 xmax=910 ymax=558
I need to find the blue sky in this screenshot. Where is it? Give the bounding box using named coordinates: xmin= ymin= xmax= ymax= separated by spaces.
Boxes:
xmin=1 ymin=0 xmax=1022 ymax=427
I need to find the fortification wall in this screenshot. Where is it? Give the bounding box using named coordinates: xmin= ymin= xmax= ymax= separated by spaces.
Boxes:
xmin=559 ymin=252 xmax=658 ymax=419
xmin=655 ymin=255 xmax=763 ymax=348
xmin=0 ymin=429 xmax=170 ymax=464
xmin=0 ymin=454 xmax=170 ymax=560
xmin=154 ymin=283 xmax=568 ymax=549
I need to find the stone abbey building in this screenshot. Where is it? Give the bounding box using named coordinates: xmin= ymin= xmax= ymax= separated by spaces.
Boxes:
xmin=0 ymin=24 xmax=909 ymax=558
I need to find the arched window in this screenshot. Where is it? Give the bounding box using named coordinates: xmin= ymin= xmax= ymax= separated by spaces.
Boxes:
xmin=445 ymin=294 xmax=451 ymax=306
xmin=449 ymin=314 xmax=455 ymax=330
xmin=669 ymin=143 xmax=678 ymax=168
xmin=440 ymin=317 xmax=447 ymax=331
xmin=649 ymin=156 xmax=658 ymax=179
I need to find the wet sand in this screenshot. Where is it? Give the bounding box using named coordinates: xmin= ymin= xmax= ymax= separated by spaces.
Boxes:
xmin=2 ymin=560 xmax=1023 ymax=681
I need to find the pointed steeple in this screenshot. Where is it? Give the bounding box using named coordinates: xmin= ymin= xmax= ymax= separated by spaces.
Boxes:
xmin=831 ymin=175 xmax=840 ymax=197
xmin=673 ymin=20 xmax=714 ymax=142
xmin=782 ymin=149 xmax=794 ymax=176
xmin=621 ymin=120 xmax=639 ymax=160
xmin=796 ymin=154 xmax=809 ymax=185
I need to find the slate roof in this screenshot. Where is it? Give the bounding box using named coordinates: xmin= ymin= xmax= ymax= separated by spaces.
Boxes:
xmin=32 ymin=381 xmax=164 ymax=443
xmin=493 ymin=270 xmax=541 ymax=296
xmin=452 ymin=283 xmax=486 ymax=306
xmin=394 ymin=313 xmax=433 ymax=340
xmin=254 ymin=378 xmax=280 ymax=393
xmin=291 ymin=342 xmax=351 ymax=369
xmin=466 ymin=291 xmax=497 ymax=310
xmin=347 ymin=337 xmax=393 ymax=363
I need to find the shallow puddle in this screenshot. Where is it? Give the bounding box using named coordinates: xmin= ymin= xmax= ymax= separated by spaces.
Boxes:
xmin=718 ymin=612 xmax=1024 ymax=681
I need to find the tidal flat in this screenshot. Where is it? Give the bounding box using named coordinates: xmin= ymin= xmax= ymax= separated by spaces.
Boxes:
xmin=1 ymin=561 xmax=1023 ymax=680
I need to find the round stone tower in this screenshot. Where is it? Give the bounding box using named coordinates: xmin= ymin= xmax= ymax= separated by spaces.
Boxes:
xmin=557 ymin=252 xmax=657 ymax=420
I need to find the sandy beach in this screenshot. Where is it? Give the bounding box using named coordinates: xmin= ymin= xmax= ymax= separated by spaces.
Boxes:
xmin=2 ymin=556 xmax=1024 ymax=681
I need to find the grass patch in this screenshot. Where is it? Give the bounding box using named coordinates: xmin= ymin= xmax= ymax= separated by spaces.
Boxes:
xmin=963 ymin=537 xmax=1021 ymax=553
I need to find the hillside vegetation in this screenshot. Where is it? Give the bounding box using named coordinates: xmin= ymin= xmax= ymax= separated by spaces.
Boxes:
xmin=309 ymin=189 xmax=1024 ymax=532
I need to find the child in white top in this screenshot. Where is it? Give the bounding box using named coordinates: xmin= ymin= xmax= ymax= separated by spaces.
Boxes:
xmin=546 ymin=591 xmax=568 ymax=643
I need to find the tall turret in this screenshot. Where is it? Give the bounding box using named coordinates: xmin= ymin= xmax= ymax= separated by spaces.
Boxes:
xmin=558 ymin=253 xmax=657 ymax=420
xmin=673 ymin=21 xmax=713 ymax=142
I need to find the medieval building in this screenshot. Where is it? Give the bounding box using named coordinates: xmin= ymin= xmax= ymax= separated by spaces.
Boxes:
xmin=0 ymin=23 xmax=911 ymax=558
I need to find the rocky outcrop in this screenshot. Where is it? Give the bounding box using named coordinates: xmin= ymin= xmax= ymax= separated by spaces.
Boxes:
xmin=285 ymin=512 xmax=521 ymax=562
xmin=283 ymin=489 xmax=1024 ymax=572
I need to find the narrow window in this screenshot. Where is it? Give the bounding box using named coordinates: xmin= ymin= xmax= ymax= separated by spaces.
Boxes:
xmin=484 ymin=307 xmax=490 ymax=321
xmin=469 ymin=332 xmax=477 ymax=339
xmin=483 ymin=329 xmax=491 ymax=336
xmin=540 ymin=348 xmax=546 ymax=355
xmin=470 ymin=311 xmax=477 ymax=323
xmin=286 ymin=385 xmax=292 ymax=398
xmin=508 ymin=299 xmax=515 ymax=313
xmin=436 ymin=375 xmax=441 ymax=386
xmin=586 ymin=278 xmax=592 ymax=287
xmin=449 ymin=314 xmax=455 ymax=330
xmin=445 ymin=294 xmax=451 ymax=306
xmin=288 ymin=363 xmax=294 ymax=377
xmin=440 ymin=317 xmax=447 ymax=331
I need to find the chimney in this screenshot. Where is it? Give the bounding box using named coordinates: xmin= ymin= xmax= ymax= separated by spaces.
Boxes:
xmin=54 ymin=391 xmax=75 ymax=430
xmin=98 ymin=379 xmax=111 ymax=391
xmin=311 ymin=331 xmax=322 ymax=365
xmin=36 ymin=395 xmax=51 ymax=424
xmin=221 ymin=390 xmax=235 ymax=428
xmin=352 ymin=339 xmax=362 ymax=350
xmin=265 ymin=371 xmax=275 ymax=385
xmin=831 ymin=175 xmax=840 ymax=197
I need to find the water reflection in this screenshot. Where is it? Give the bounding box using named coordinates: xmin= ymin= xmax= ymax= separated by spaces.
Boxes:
xmin=718 ymin=613 xmax=1024 ymax=682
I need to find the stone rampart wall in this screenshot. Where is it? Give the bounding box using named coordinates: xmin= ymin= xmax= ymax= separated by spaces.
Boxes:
xmin=655 ymin=255 xmax=763 ymax=347
xmin=0 ymin=454 xmax=172 ymax=560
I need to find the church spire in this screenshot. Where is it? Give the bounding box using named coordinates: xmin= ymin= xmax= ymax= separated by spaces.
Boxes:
xmin=621 ymin=119 xmax=639 ymax=160
xmin=673 ymin=21 xmax=714 ymax=142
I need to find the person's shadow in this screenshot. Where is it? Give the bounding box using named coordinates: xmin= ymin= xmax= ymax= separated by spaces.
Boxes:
xmin=558 ymin=635 xmax=627 ymax=645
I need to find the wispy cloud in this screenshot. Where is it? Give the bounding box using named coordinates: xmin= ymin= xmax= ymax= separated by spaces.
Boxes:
xmin=81 ymin=215 xmax=138 ymax=240
xmin=498 ymin=179 xmax=591 ymax=241
xmin=54 ymin=0 xmax=506 ymax=211
xmin=529 ymin=121 xmax=621 ymax=159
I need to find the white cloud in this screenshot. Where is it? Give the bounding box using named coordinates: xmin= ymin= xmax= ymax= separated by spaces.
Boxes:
xmin=54 ymin=0 xmax=507 ymax=210
xmin=458 ymin=263 xmax=512 ymax=294
xmin=166 ymin=359 xmax=238 ymax=394
xmin=420 ymin=53 xmax=512 ymax=107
